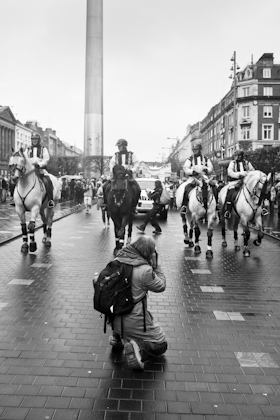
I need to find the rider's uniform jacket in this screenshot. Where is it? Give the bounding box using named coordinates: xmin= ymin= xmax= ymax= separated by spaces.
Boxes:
xmin=183 ymin=154 xmax=213 ymax=178
xmin=227 ymin=159 xmax=254 ymax=181
xmin=27 ymin=146 xmax=50 ymax=174
xmin=109 ymin=150 xmax=139 ymax=179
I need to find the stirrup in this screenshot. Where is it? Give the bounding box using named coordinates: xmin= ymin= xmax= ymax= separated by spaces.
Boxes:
xmin=180 ymin=205 xmax=187 ymax=214
xmin=224 ymin=211 xmax=231 ymax=219
xmin=261 ymin=208 xmax=269 ymax=216
xmin=48 ymin=200 xmax=54 ymax=208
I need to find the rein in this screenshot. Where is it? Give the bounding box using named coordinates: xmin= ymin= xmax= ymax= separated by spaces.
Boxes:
xmin=15 ymin=168 xmax=45 ymax=211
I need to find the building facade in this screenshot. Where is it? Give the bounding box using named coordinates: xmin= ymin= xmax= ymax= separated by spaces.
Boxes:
xmin=0 ymin=106 xmax=16 ymax=176
xmin=199 ymin=53 xmax=280 ymax=179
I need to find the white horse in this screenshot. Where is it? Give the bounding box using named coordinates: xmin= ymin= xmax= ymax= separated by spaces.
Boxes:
xmin=219 ymin=170 xmax=271 ymax=257
xmin=9 ymin=148 xmax=62 ymax=252
xmin=176 ymin=177 xmax=217 ymax=259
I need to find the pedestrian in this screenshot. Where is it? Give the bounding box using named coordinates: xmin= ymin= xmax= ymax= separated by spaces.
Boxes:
xmin=167 ymin=184 xmax=174 ymax=210
xmin=61 ymin=178 xmax=67 ymax=202
xmin=69 ymin=178 xmax=75 ymax=200
xmin=27 ymin=133 xmax=54 ymax=208
xmin=9 ymin=177 xmax=16 ymax=206
xmin=224 ymin=150 xmax=267 ymax=218
xmin=103 ymin=139 xmax=141 ymax=214
xmin=275 ymin=180 xmax=280 ymax=218
xmin=1 ymin=176 xmax=8 ymax=203
xmin=96 ymin=180 xmax=110 ymax=228
xmin=74 ymin=180 xmax=84 ymax=206
xmin=109 ymin=235 xmax=168 ymax=370
xmin=136 ymin=180 xmax=163 ymax=234
xmin=83 ymin=179 xmax=94 ymax=214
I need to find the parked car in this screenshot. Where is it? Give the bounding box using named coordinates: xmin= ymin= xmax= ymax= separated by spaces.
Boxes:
xmin=135 ymin=177 xmax=169 ymax=220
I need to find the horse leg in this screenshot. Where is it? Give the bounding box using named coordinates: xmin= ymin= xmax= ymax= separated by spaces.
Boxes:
xmin=221 ymin=218 xmax=227 ymax=248
xmin=253 ymin=218 xmax=264 ymax=246
xmin=194 ymin=223 xmax=201 ymax=254
xmin=28 ymin=221 xmax=37 ymax=253
xmin=126 ymin=216 xmax=133 ymax=245
xmin=189 ymin=225 xmax=194 ymax=248
xmin=21 ymin=222 xmax=29 ymax=253
xmin=42 ymin=224 xmax=47 ymax=242
xmin=113 ymin=223 xmax=121 ymax=256
xmin=42 ymin=209 xmax=54 ymax=247
xmin=206 ymin=227 xmax=213 ymax=259
xmin=234 ymin=229 xmax=240 ymax=251
xmin=181 ymin=212 xmax=190 ymax=245
xmin=243 ymin=226 xmax=250 ymax=257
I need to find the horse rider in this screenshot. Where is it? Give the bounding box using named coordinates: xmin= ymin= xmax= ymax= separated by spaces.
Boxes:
xmin=27 ymin=133 xmax=54 ymax=208
xmin=103 ymin=139 xmax=141 ymax=214
xmin=181 ymin=143 xmax=217 ymax=211
xmin=224 ymin=149 xmax=268 ymax=218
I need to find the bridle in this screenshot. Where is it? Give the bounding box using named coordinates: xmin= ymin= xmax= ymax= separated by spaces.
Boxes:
xmin=240 ymin=173 xmax=267 ymax=220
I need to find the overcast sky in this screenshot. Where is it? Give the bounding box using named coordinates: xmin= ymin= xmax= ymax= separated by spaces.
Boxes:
xmin=1 ymin=0 xmax=280 ymax=161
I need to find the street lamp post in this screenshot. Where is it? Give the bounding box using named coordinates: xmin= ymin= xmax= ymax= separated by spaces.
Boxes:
xmin=229 ymin=52 xmax=240 ymax=149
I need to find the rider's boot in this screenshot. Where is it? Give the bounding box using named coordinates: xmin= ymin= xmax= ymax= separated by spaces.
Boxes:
xmin=44 ymin=176 xmax=54 ymax=208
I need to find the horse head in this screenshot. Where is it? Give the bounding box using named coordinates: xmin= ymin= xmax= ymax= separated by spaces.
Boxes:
xmin=9 ymin=148 xmax=28 ymax=180
xmin=113 ymin=164 xmax=127 ymax=180
xmin=244 ymin=170 xmax=269 ymax=205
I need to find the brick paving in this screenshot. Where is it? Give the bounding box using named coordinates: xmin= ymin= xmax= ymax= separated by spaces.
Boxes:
xmin=0 ymin=203 xmax=280 ymax=419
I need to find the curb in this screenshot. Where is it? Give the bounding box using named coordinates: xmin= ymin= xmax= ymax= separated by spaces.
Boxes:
xmin=0 ymin=200 xmax=97 ymax=246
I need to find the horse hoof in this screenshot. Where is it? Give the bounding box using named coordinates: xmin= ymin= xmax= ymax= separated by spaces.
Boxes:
xmin=234 ymin=245 xmax=240 ymax=251
xmin=29 ymin=242 xmax=37 ymax=253
xmin=21 ymin=243 xmax=29 ymax=253
xmin=243 ymin=249 xmax=250 ymax=257
xmin=222 ymin=241 xmax=227 ymax=248
xmin=184 ymin=239 xmax=190 ymax=245
xmin=253 ymin=240 xmax=260 ymax=246
xmin=206 ymin=250 xmax=213 ymax=259
xmin=42 ymin=237 xmax=46 ymax=243
xmin=189 ymin=241 xmax=194 ymax=248
xmin=45 ymin=241 xmax=52 ymax=248
xmin=194 ymin=245 xmax=201 ymax=254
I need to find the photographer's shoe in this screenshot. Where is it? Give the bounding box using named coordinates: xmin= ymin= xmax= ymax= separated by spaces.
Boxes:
xmin=124 ymin=340 xmax=144 ymax=370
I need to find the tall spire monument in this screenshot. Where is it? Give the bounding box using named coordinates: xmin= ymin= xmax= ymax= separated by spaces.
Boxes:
xmin=84 ymin=0 xmax=103 ymax=173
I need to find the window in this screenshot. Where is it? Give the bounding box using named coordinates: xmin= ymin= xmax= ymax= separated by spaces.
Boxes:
xmin=263 ymin=106 xmax=272 ymax=118
xmin=264 ymin=87 xmax=273 ymax=96
xmin=262 ymin=124 xmax=274 ymax=140
xmin=263 ymin=68 xmax=271 ymax=78
xmin=243 ymin=87 xmax=250 ymax=97
xmin=243 ymin=106 xmax=250 ymax=118
xmin=242 ymin=126 xmax=250 ymax=140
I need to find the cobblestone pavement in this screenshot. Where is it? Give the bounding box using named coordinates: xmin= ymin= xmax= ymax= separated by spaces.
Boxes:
xmin=0 ymin=205 xmax=280 ymax=419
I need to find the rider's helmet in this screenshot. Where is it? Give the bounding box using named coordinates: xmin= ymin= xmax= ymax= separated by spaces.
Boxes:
xmin=234 ymin=149 xmax=244 ymax=160
xmin=31 ymin=133 xmax=41 ymax=146
xmin=192 ymin=143 xmax=202 ymax=154
xmin=115 ymin=139 xmax=128 ymax=147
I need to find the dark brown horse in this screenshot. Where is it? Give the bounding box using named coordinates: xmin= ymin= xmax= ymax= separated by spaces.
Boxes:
xmin=105 ymin=165 xmax=134 ymax=255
